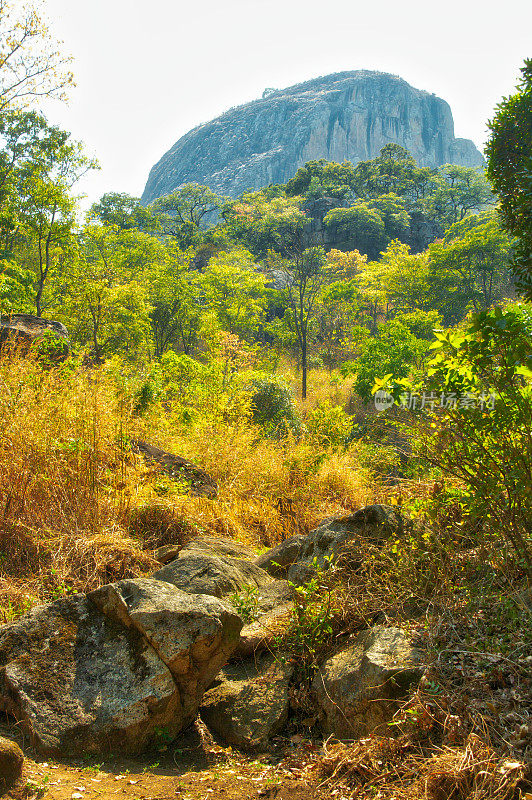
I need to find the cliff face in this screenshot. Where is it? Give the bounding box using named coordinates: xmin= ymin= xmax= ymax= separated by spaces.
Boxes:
xmin=142 ymin=71 xmax=485 ymax=203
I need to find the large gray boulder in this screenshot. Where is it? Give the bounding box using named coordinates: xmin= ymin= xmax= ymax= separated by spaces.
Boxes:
xmin=142 ymin=71 xmax=484 ymax=202
xmin=287 ymin=505 xmax=407 ymax=585
xmin=0 ymin=582 xmax=243 ymax=756
xmin=152 ymin=537 xmax=272 ymax=599
xmin=235 ymin=603 xmax=292 ymax=659
xmin=89 ymin=578 xmax=242 ymax=720
xmin=0 ymin=595 xmax=179 ymax=756
xmin=313 ymin=626 xmax=425 ymax=740
xmin=255 ymin=535 xmax=307 ymax=577
xmin=200 ymin=654 xmax=293 ymax=750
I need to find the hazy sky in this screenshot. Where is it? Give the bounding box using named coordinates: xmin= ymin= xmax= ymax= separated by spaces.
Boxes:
xmin=40 ymin=0 xmax=532 ymax=210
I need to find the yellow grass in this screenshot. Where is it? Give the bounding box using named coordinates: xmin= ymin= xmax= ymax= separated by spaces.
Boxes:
xmin=0 ymin=355 xmax=374 ymax=619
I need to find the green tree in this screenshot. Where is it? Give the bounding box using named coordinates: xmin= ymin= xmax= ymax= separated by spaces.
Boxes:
xmin=0 ymin=0 xmax=74 ymax=110
xmin=346 ymin=315 xmax=435 ymax=401
xmin=60 ymin=225 xmax=160 ymax=360
xmin=429 ymin=164 xmax=494 ymax=227
xmin=486 ymin=59 xmax=532 ymax=298
xmin=147 ymin=247 xmax=204 ymax=357
xmin=151 ymin=183 xmax=223 ymax=248
xmin=428 ymin=212 xmax=514 ymax=323
xmin=203 ymin=248 xmax=267 ymax=340
xmin=323 ymin=201 xmax=386 ymax=259
xmin=270 ymin=246 xmax=330 ymax=399
xmin=89 ymin=192 xmax=159 ymax=233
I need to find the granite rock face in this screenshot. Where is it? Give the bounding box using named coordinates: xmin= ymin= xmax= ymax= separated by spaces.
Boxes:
xmin=0 ymin=585 xmax=243 ymax=756
xmin=142 ymin=71 xmax=484 ymax=202
xmin=313 ymin=626 xmax=425 ymax=740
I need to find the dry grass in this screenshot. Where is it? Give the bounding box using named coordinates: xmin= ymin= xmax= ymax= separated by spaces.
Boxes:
xmin=0 ymin=355 xmax=374 ymax=618
xmin=315 ymin=731 xmax=529 ymax=800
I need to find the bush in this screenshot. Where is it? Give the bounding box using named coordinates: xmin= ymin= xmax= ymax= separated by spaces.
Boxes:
xmin=305 ymin=401 xmax=352 ymax=449
xmin=248 ymin=373 xmax=300 ymax=436
xmin=380 ymin=304 xmax=532 ymax=578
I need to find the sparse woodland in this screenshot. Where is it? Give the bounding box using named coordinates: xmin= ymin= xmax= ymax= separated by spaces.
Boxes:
xmin=0 ymin=3 xmax=530 ymax=798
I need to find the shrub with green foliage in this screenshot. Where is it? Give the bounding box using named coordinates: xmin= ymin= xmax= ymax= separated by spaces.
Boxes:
xmin=305 ymin=401 xmax=352 ymax=449
xmin=376 ymin=304 xmax=532 ymax=578
xmin=248 ymin=373 xmax=300 ymax=436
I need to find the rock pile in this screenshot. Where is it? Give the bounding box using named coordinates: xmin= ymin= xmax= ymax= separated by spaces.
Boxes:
xmin=0 ymin=505 xmax=426 ymax=756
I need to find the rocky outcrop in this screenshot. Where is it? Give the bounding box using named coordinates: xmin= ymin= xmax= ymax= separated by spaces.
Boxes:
xmin=255 ymin=535 xmax=307 ymax=578
xmin=0 ymin=314 xmax=69 ymax=361
xmin=132 ymin=440 xmax=218 ymax=499
xmin=89 ymin=578 xmax=242 ymax=721
xmin=0 ymin=583 xmax=242 ymax=756
xmin=313 ymin=626 xmax=425 ymax=740
xmin=200 ymin=654 xmax=293 ymax=750
xmin=287 ymin=505 xmax=407 ymax=585
xmin=152 ymin=537 xmax=272 ymax=599
xmin=142 ymin=71 xmax=484 ymax=202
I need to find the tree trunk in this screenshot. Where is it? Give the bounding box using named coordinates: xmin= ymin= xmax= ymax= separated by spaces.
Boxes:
xmin=302 ymin=337 xmax=307 ymax=400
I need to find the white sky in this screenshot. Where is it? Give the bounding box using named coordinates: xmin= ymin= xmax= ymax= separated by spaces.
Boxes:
xmin=40 ymin=0 xmax=532 ymax=211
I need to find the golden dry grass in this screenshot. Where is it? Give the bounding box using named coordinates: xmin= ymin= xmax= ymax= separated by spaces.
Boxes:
xmin=0 ymin=355 xmax=374 ymax=618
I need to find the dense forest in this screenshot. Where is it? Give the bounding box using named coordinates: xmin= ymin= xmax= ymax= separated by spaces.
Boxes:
xmin=0 ymin=2 xmax=530 ymax=799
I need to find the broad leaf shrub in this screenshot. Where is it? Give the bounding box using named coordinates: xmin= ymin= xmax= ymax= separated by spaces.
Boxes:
xmin=374 ymin=304 xmax=532 ymax=578
xmin=248 ymin=373 xmax=301 ymax=437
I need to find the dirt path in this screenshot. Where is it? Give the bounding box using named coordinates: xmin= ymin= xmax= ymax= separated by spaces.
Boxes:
xmin=3 ymin=723 xmax=330 ymax=800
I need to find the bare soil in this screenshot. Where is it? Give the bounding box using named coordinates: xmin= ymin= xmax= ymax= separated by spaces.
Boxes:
xmin=2 ymin=722 xmax=329 ymax=800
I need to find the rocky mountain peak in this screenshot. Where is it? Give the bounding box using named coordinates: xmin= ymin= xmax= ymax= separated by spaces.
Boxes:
xmin=142 ymin=70 xmax=484 ymax=203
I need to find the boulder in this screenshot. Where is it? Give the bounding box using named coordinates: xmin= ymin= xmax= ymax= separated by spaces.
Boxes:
xmin=235 ymin=604 xmax=292 ymax=659
xmin=0 ymin=736 xmax=23 ymax=788
xmin=255 ymin=535 xmax=307 ymax=577
xmin=89 ymin=578 xmax=242 ymax=720
xmin=132 ymin=440 xmax=218 ymax=499
xmin=200 ymin=654 xmax=293 ymax=750
xmin=287 ymin=505 xmax=408 ymax=585
xmin=0 ymin=583 xmax=243 ymax=757
xmin=256 ymin=579 xmax=293 ymax=612
xmin=154 ymin=536 xmax=256 ymax=566
xmin=313 ymin=626 xmax=425 ymax=740
xmin=153 ymin=543 xmax=182 ymax=564
xmin=0 ymin=314 xmax=69 ymax=361
xmin=153 ymin=550 xmax=272 ymax=600
xmin=181 ymin=536 xmax=257 ymax=561
xmin=0 ymin=595 xmax=179 ymax=756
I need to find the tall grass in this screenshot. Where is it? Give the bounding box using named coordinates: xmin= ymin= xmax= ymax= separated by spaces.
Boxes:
xmin=0 ymin=355 xmax=374 ymax=620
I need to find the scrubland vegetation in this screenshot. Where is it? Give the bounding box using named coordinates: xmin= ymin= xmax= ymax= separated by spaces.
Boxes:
xmin=0 ymin=3 xmax=531 ymax=796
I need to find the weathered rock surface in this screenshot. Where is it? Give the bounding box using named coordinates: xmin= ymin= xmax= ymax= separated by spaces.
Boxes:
xmin=313 ymin=626 xmax=425 ymax=740
xmin=132 ymin=440 xmax=217 ymax=499
xmin=0 ymin=582 xmax=243 ymax=756
xmin=154 ymin=536 xmax=256 ymax=566
xmin=0 ymin=736 xmax=23 ymax=788
xmin=255 ymin=535 xmax=307 ymax=577
xmin=0 ymin=314 xmax=69 ymax=361
xmin=235 ymin=604 xmax=292 ymax=659
xmin=142 ymin=71 xmax=484 ymax=202
xmin=0 ymin=595 xmax=179 ymax=756
xmin=153 ymin=539 xmax=272 ymax=599
xmin=89 ymin=578 xmax=242 ymax=718
xmin=255 ymin=579 xmax=293 ymax=612
xmin=181 ymin=536 xmax=257 ymax=561
xmin=287 ymin=504 xmax=407 ymax=585
xmin=200 ymin=654 xmax=293 ymax=750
